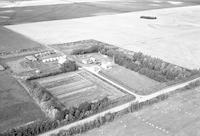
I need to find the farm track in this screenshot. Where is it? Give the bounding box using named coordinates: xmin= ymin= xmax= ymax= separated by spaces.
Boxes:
xmin=39 ymin=74 xmax=200 ymax=136
xmin=78 ymin=70 xmax=126 ymax=97
xmin=38 ymin=36 xmax=200 ymax=136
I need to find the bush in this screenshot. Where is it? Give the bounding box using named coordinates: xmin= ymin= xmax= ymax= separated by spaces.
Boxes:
xmin=71 ymin=45 xmax=100 ymax=55
xmin=24 ymin=81 xmax=64 ymax=120
xmin=56 ymin=112 xmax=116 ymax=136
xmin=60 ymin=60 xmax=78 ymax=72
xmin=27 ymin=60 xmax=78 ymax=80
xmin=183 ymin=80 xmax=200 ymax=90
xmin=99 ymin=46 xmax=197 ymax=82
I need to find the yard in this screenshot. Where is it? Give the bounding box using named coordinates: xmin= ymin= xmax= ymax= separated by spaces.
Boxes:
xmin=0 ymin=71 xmax=45 ymax=132
xmin=36 ymin=70 xmax=127 ymax=108
xmin=100 ymin=65 xmax=162 ymax=95
xmin=79 ymin=87 xmax=200 ymax=136
xmin=6 ymin=55 xmax=60 ymax=76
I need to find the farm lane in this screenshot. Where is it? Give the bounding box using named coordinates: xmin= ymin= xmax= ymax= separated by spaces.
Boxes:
xmin=82 ymin=66 xmax=143 ymax=100
xmin=36 ymin=28 xmax=200 ymax=135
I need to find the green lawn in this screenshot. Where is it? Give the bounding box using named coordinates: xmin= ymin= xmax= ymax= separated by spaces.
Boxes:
xmin=100 ymin=65 xmax=161 ymax=95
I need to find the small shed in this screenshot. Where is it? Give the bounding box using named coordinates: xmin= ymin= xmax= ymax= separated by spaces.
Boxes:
xmin=25 ymin=55 xmax=37 ymax=61
xmin=0 ymin=65 xmax=5 ymax=71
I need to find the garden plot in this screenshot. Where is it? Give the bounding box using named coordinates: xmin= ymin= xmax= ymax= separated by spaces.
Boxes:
xmin=80 ymin=87 xmax=200 ymax=136
xmin=100 ymin=65 xmax=162 ymax=95
xmin=37 ymin=70 xmax=126 ymax=108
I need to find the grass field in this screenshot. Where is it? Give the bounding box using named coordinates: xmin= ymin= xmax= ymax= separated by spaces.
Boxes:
xmin=37 ymin=70 xmax=126 ymax=108
xmin=100 ymin=65 xmax=161 ymax=95
xmin=79 ymin=87 xmax=200 ymax=136
xmin=0 ymin=71 xmax=45 ymax=132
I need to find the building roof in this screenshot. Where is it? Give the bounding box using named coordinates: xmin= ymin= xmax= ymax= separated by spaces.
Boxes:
xmin=39 ymin=53 xmax=63 ymax=60
xmin=0 ymin=65 xmax=4 ymax=71
xmin=25 ymin=55 xmax=37 ymax=61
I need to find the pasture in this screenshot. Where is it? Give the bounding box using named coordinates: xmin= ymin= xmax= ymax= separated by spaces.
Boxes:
xmin=37 ymin=70 xmax=126 ymax=108
xmin=79 ymin=87 xmax=200 ymax=136
xmin=0 ymin=71 xmax=45 ymax=132
xmin=100 ymin=65 xmax=161 ymax=95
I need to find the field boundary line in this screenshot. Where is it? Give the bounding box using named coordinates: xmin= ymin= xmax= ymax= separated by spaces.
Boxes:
xmin=39 ymin=75 xmax=200 ymax=136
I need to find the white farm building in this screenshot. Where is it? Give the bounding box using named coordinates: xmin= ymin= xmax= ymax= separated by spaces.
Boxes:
xmin=40 ymin=54 xmax=66 ymax=63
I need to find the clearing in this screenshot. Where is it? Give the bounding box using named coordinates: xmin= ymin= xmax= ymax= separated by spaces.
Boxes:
xmin=0 ymin=71 xmax=45 ymax=132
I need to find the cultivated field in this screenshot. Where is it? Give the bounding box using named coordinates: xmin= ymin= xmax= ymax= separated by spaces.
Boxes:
xmin=100 ymin=65 xmax=161 ymax=95
xmin=7 ymin=6 xmax=200 ymax=69
xmin=0 ymin=71 xmax=45 ymax=132
xmin=36 ymin=70 xmax=126 ymax=108
xmin=79 ymin=87 xmax=200 ymax=136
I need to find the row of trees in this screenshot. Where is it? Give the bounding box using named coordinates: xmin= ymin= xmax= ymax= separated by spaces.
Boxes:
xmin=25 ymin=81 xmax=64 ymax=120
xmin=68 ymin=42 xmax=199 ymax=82
xmin=52 ymin=112 xmax=116 ymax=136
xmin=71 ymin=45 xmax=100 ymax=55
xmin=98 ymin=46 xmax=198 ymax=82
xmin=183 ymin=80 xmax=200 ymax=90
xmin=51 ymin=94 xmax=170 ymax=136
xmin=26 ymin=79 xmax=110 ymax=121
xmin=0 ymin=46 xmax=43 ymax=56
xmin=62 ymin=97 xmax=110 ymax=124
xmin=1 ymin=96 xmax=111 ymax=136
xmin=27 ymin=60 xmax=78 ymax=80
xmin=4 ymin=78 xmax=200 ymax=136
xmin=53 ymin=78 xmax=200 ymax=136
